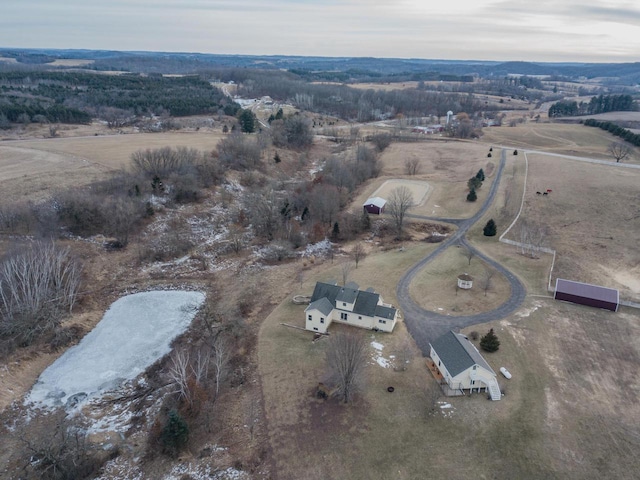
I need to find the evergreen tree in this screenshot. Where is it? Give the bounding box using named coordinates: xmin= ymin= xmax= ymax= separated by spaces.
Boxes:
xmin=480 ymin=328 xmax=500 ymax=352
xmin=274 ymin=151 xmax=281 ymax=163
xmin=332 ymin=221 xmax=340 ymax=241
xmin=483 ymin=219 xmax=497 ymax=236
xmin=476 ymin=168 xmax=485 ymax=181
xmin=466 ymin=188 xmax=477 ymax=202
xmin=161 ymin=410 xmax=189 ymax=457
xmin=238 ymin=109 xmax=256 ymax=133
xmin=468 ymin=176 xmax=482 ymax=190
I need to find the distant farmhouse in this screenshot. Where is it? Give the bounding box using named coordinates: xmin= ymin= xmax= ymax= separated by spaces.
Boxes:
xmin=429 ymin=330 xmax=502 ymax=401
xmin=363 ymin=197 xmax=386 ymax=215
xmin=305 ymin=281 xmax=398 ymax=333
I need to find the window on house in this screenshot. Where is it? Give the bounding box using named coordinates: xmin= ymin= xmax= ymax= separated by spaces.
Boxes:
xmin=379 ymin=319 xmax=386 ymax=324
xmin=307 ymin=315 xmax=312 ymax=321
xmin=320 ymin=318 xmax=324 ymax=324
xmin=340 ymin=312 xmax=348 ymax=320
xmin=358 ymin=316 xmax=362 ymax=320
xmin=472 ymin=365 xmax=477 ymax=370
xmin=343 ymin=302 xmax=346 ymax=307
xmin=313 ymin=327 xmax=318 ymax=331
xmin=471 ymin=380 xmax=475 ymax=385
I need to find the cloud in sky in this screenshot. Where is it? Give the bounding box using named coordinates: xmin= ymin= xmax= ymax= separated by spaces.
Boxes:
xmin=1 ymin=0 xmax=639 ymax=62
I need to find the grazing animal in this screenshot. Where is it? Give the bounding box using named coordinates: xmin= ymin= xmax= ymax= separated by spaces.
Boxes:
xmin=536 ymin=191 xmax=542 ymax=195
xmin=546 ymin=189 xmax=553 ymax=193
xmin=543 ymin=192 xmax=548 ymax=196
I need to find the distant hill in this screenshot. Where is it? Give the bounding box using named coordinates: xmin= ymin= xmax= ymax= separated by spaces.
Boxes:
xmin=1 ymin=48 xmax=639 ymax=84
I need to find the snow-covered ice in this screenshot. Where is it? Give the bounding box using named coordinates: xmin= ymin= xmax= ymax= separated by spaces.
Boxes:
xmin=27 ymin=290 xmax=205 ymax=410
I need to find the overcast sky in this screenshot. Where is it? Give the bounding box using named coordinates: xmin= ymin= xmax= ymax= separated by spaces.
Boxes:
xmin=2 ymin=0 xmax=640 ymax=63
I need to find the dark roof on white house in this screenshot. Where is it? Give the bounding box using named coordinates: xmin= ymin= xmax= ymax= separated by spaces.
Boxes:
xmin=306 ymin=297 xmax=334 ymax=316
xmin=309 ymin=281 xmax=397 ymax=319
xmin=430 ymin=330 xmax=495 ymax=377
xmin=336 ymin=286 xmax=359 ymax=304
xmin=555 ymin=278 xmax=619 ymax=304
xmin=375 ymin=305 xmax=396 ymax=320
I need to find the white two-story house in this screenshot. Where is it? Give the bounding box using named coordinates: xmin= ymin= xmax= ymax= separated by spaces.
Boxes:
xmin=304 ymin=281 xmax=398 ymax=334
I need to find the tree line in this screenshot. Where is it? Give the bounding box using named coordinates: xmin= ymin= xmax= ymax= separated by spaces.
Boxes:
xmin=549 ymin=94 xmax=636 ymax=117
xmin=583 ymin=118 xmax=640 ymax=147
xmin=0 ymin=71 xmax=231 ymax=126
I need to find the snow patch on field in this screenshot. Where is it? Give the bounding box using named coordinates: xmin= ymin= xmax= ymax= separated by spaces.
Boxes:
xmin=26 ymin=290 xmax=204 ymax=410
xmin=370 ymin=339 xmax=392 ymax=368
xmin=438 ymin=401 xmax=455 ymax=417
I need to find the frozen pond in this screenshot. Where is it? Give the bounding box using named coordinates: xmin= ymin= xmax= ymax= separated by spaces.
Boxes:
xmin=27 ymin=290 xmax=205 ymax=409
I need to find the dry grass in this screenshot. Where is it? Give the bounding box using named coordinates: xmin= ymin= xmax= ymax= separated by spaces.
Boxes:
xmin=352 ymin=140 xmax=497 ymax=218
xmin=370 ymin=179 xmax=431 ymax=205
xmin=408 ymin=246 xmax=512 ymax=315
xmin=46 ymin=59 xmax=95 ymax=67
xmin=481 ymin=122 xmax=640 ymax=163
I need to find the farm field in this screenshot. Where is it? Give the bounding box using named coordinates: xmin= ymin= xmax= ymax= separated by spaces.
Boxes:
xmin=481 ymin=122 xmax=640 ymax=163
xmin=353 ymin=140 xmax=497 ymax=218
xmin=0 ymin=132 xmax=226 ymax=201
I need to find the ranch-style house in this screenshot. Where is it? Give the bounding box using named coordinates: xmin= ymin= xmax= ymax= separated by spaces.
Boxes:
xmin=305 ymin=281 xmax=398 ymax=333
xmin=429 ymin=330 xmax=502 ymax=400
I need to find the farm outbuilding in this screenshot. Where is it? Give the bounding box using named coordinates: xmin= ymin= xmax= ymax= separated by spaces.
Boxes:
xmin=554 ymin=278 xmax=619 ymax=312
xmin=363 ymin=197 xmax=386 ymax=215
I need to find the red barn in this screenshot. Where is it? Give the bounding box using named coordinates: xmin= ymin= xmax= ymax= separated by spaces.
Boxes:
xmin=363 ymin=197 xmax=386 ymax=215
xmin=554 ymin=278 xmax=619 ymax=312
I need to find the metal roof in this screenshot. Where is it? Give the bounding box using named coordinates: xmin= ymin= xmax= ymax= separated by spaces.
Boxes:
xmin=555 ymin=278 xmax=619 ymax=304
xmin=363 ymin=197 xmax=387 ymax=208
xmin=430 ymin=330 xmax=496 ymax=377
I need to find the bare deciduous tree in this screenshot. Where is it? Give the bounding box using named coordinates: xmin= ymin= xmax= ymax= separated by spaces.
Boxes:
xmin=326 ymin=332 xmax=368 ymax=403
xmin=0 ymin=242 xmax=82 ymax=349
xmin=461 ymin=246 xmax=475 ymax=266
xmin=168 ymin=347 xmax=210 ymax=410
xmin=517 ymin=220 xmax=548 ymax=258
xmin=394 ymin=338 xmax=414 ymax=371
xmin=341 ymin=262 xmax=353 ymax=286
xmin=404 ymin=157 xmax=421 ymax=175
xmin=212 ymin=334 xmax=231 ymax=399
xmin=608 ymin=141 xmax=631 ymax=163
xmin=480 ymin=268 xmax=496 ymax=297
xmin=386 ymin=186 xmax=414 ymax=237
xmin=352 ymin=243 xmax=366 ymax=268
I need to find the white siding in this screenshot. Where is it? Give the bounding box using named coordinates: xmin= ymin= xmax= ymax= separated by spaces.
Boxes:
xmin=305 ymin=308 xmax=332 ymax=333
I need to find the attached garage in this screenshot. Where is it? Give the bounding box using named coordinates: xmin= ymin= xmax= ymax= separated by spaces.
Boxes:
xmin=363 ymin=197 xmax=386 ymax=215
xmin=554 ymin=278 xmax=619 ymax=312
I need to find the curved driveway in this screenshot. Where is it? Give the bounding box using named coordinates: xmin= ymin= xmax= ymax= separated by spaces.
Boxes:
xmin=396 ymin=149 xmax=526 ymax=355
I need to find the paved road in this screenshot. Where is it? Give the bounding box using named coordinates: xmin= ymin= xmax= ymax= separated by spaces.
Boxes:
xmin=396 ymin=149 xmax=527 ymax=355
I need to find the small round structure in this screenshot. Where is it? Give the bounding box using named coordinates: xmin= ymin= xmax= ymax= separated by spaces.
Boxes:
xmin=387 ymin=386 xmax=395 ymax=393
xmin=457 ymin=273 xmax=473 ymax=290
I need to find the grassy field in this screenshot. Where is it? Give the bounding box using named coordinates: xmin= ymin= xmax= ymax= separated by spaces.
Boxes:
xmin=481 ymin=122 xmax=640 ymax=164
xmin=353 ymin=140 xmax=497 ymax=218
xmin=408 ymin=246 xmax=511 ymax=315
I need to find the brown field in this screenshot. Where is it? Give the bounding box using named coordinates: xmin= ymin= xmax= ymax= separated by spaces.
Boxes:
xmin=354 ymin=140 xmax=498 ymax=218
xmin=0 ymin=132 xmax=226 ymax=201
xmin=349 ymin=81 xmax=420 ymax=91
xmin=370 ymin=178 xmax=431 ymax=205
xmin=480 ymin=122 xmax=640 ymax=163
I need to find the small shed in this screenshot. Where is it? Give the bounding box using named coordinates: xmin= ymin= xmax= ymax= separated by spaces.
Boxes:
xmin=363 ymin=197 xmax=386 ymax=215
xmin=554 ymin=278 xmax=619 ymax=312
